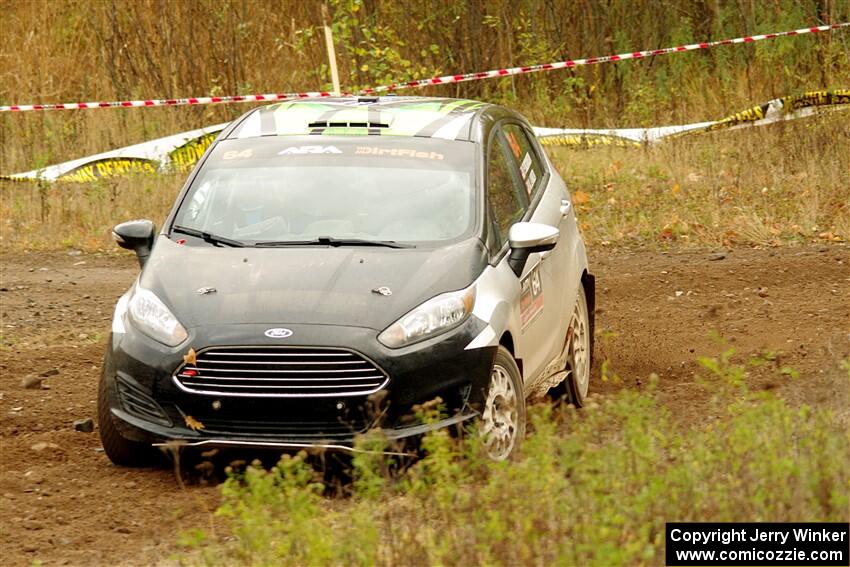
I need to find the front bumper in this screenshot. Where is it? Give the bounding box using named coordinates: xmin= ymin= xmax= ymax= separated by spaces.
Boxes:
xmin=101 ymin=315 xmax=496 ymax=449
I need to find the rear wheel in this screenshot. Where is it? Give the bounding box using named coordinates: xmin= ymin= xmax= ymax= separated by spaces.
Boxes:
xmin=97 ymin=374 xmax=157 ymax=467
xmin=481 ymin=346 xmax=526 ymax=461
xmin=566 ymin=283 xmax=591 ymax=407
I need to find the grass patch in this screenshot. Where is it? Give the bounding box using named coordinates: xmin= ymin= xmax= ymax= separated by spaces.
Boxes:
xmin=1 ymin=116 xmax=847 ymax=252
xmin=552 ymin=113 xmax=850 ymax=248
xmin=0 ymin=173 xmax=183 ymax=251
xmin=177 ymin=353 xmax=849 ymax=566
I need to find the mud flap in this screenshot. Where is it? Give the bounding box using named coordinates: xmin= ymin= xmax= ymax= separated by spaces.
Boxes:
xmin=582 ymin=272 xmax=596 ymax=367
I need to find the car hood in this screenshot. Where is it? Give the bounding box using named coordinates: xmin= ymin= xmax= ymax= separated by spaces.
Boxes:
xmin=139 ymin=236 xmax=489 ymax=331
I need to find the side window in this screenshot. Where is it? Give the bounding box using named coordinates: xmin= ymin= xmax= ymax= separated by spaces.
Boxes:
xmin=502 ymin=123 xmax=545 ymax=197
xmin=487 ymin=133 xmax=528 ymax=252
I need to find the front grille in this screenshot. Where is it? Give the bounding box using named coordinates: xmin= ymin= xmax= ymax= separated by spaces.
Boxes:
xmin=173 ymin=347 xmax=389 ymax=398
xmin=198 ymin=416 xmax=371 ymax=440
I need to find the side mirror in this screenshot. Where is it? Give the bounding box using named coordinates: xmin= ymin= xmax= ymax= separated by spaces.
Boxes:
xmin=112 ymin=219 xmax=156 ymax=268
xmin=507 ymin=222 xmax=559 ymax=276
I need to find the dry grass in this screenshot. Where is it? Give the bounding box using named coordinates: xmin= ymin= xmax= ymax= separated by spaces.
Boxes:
xmin=0 ymin=173 xmax=183 ymax=251
xmin=552 ymin=113 xmax=850 ymax=248
xmin=1 ymin=0 xmax=848 ymax=174
xmin=1 ymin=1 xmax=847 ymax=252
xmin=1 ymin=114 xmax=847 ymax=252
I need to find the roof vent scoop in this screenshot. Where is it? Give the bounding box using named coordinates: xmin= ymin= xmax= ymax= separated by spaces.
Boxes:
xmin=308 ymin=120 xmax=389 ymax=129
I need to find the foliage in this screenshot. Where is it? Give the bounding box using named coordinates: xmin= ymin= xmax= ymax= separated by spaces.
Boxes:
xmin=177 ymin=354 xmax=849 ymax=566
xmin=1 ymin=0 xmax=849 ymax=173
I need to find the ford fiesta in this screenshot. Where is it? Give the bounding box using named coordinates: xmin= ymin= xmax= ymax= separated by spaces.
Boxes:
xmin=99 ymin=97 xmax=594 ymax=464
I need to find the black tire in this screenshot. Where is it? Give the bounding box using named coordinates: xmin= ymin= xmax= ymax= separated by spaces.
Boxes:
xmin=97 ymin=373 xmax=157 ymax=467
xmin=481 ymin=346 xmax=527 ymax=461
xmin=566 ymin=282 xmax=592 ymax=407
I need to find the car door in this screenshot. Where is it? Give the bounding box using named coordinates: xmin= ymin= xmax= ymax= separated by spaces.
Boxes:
xmin=485 ymin=125 xmax=566 ymax=384
xmin=501 ymin=123 xmax=572 ymax=369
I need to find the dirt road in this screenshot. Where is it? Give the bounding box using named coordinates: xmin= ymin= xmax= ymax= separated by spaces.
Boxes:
xmin=1 ymin=245 xmax=848 ymax=566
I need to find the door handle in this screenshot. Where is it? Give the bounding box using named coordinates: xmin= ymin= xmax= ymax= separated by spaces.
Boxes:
xmin=559 ymin=199 xmax=571 ymax=216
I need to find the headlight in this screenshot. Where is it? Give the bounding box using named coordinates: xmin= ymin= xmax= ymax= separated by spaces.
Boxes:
xmin=378 ymin=286 xmax=475 ymax=348
xmin=127 ymin=286 xmax=188 ymax=347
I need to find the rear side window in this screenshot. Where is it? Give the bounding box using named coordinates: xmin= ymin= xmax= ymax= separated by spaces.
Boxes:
xmin=502 ymin=123 xmax=544 ymax=197
xmin=486 ymin=133 xmax=529 ymax=251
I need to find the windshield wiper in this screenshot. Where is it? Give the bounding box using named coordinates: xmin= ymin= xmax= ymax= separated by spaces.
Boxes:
xmin=171 ymin=225 xmax=248 ymax=248
xmin=255 ymin=236 xmax=415 ymax=249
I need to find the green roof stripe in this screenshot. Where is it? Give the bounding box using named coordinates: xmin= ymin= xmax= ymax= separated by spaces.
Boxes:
xmin=231 ymin=97 xmax=486 ymax=141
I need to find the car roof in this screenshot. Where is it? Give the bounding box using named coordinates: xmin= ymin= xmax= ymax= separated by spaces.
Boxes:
xmin=226 ymin=96 xmax=492 ymax=142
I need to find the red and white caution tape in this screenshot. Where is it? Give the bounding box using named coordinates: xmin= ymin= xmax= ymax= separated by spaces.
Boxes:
xmin=0 ymin=92 xmax=333 ymax=112
xmin=358 ymin=23 xmax=849 ymax=95
xmin=1 ymin=22 xmax=847 ymax=112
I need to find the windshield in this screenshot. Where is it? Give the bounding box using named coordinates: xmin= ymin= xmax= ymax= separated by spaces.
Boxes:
xmin=172 ymin=137 xmax=477 ymax=246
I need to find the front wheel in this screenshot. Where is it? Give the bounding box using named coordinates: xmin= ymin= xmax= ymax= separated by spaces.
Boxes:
xmin=566 ymin=282 xmax=592 ymax=407
xmin=481 ymin=346 xmax=526 ymax=461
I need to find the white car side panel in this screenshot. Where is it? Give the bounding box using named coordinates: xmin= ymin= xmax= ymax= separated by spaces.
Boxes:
xmin=464 ymin=144 xmax=590 ymax=391
xmin=467 ymin=261 xmax=522 ymax=348
xmin=464 ymin=323 xmax=498 ymax=350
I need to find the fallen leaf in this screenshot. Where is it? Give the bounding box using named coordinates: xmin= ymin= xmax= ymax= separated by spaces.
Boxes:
xmin=671 ymin=183 xmax=681 ymax=196
xmin=184 ymin=415 xmax=205 ymax=431
xmin=183 ymin=348 xmax=197 ymax=365
xmin=657 ymin=227 xmax=674 ymax=240
xmin=573 ymin=190 xmax=590 ymax=205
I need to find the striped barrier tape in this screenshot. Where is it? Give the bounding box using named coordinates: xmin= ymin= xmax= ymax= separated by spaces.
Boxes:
xmin=1 ymin=122 xmax=229 ymax=182
xmin=696 ymin=89 xmax=850 ymax=133
xmin=2 ymin=90 xmax=846 ymax=183
xmin=1 ymin=23 xmax=847 ymax=112
xmin=358 ymin=24 xmax=849 ymax=95
xmin=535 ymin=132 xmax=642 ymax=149
xmin=535 ymin=89 xmax=850 ymax=147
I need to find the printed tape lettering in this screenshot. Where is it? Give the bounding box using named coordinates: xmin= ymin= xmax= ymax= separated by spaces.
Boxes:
xmin=168 ymin=132 xmax=219 ymax=170
xmin=3 ymin=90 xmax=846 ymax=183
xmin=58 ymin=158 xmax=157 ymax=183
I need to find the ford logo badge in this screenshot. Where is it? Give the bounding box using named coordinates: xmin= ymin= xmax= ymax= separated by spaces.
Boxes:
xmin=264 ymin=328 xmax=293 ymax=339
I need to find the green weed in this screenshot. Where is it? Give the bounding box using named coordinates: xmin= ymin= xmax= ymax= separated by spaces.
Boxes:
xmin=177 ymin=354 xmax=849 ymax=566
